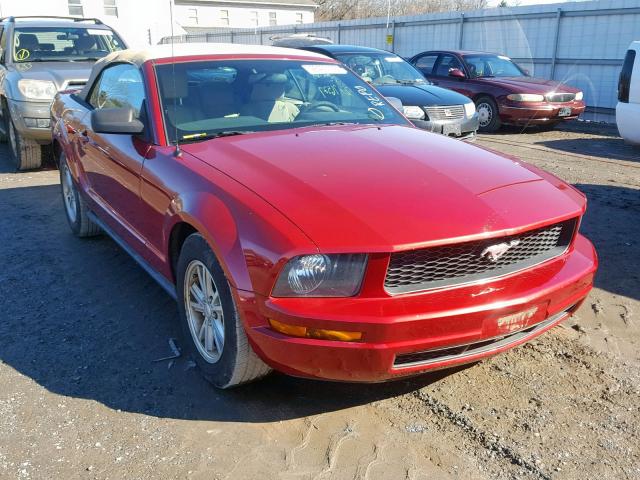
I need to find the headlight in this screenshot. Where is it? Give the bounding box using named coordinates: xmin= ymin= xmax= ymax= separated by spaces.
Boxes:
xmin=17 ymin=79 xmax=57 ymax=100
xmin=575 ymin=91 xmax=583 ymax=101
xmin=272 ymin=254 xmax=368 ymax=297
xmin=506 ymin=93 xmax=545 ymax=102
xmin=464 ymin=102 xmax=476 ymax=117
xmin=402 ymin=105 xmax=426 ymax=120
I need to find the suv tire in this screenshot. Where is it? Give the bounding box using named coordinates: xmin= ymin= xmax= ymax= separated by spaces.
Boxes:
xmin=176 ymin=233 xmax=271 ymax=388
xmin=8 ymin=112 xmax=43 ymax=171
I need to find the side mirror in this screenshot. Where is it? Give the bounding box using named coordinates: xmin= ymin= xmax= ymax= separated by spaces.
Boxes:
xmin=386 ymin=96 xmax=403 ymax=111
xmin=448 ymin=68 xmax=466 ymax=79
xmin=91 ymin=107 xmax=144 ymax=135
xmin=522 ymin=68 xmax=530 ymax=76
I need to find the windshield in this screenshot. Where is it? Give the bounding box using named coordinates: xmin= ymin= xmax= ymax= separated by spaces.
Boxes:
xmin=335 ymin=52 xmax=428 ymax=85
xmin=463 ymin=54 xmax=525 ymax=78
xmin=12 ymin=26 xmax=126 ymax=63
xmin=156 ymin=59 xmax=409 ymax=144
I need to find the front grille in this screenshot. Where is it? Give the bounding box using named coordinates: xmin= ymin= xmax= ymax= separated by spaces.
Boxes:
xmin=384 ymin=219 xmax=577 ymax=294
xmin=424 ymin=105 xmax=465 ymax=121
xmin=393 ymin=305 xmax=574 ymax=368
xmin=546 ymin=93 xmax=575 ymax=103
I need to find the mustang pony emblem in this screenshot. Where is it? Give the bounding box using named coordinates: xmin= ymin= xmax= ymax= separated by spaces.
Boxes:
xmin=481 ymin=240 xmax=520 ymax=262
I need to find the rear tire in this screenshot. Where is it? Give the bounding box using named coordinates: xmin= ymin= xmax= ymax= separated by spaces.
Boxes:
xmin=59 ymin=152 xmax=101 ymax=237
xmin=475 ymin=96 xmax=502 ymax=133
xmin=8 ymin=113 xmax=43 ymax=171
xmin=176 ymin=233 xmax=271 ymax=389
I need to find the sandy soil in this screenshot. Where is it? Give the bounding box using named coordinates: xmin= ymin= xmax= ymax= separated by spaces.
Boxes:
xmin=0 ymin=125 xmax=638 ymax=480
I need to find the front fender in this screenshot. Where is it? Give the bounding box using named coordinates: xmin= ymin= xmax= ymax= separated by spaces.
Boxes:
xmin=163 ymin=188 xmax=318 ymax=296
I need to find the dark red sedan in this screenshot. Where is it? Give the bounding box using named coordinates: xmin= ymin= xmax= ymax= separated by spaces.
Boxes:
xmin=51 ymin=44 xmax=597 ymax=388
xmin=409 ymin=50 xmax=586 ymax=132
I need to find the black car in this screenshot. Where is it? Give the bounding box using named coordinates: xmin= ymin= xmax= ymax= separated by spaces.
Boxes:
xmin=296 ymin=44 xmax=479 ymax=139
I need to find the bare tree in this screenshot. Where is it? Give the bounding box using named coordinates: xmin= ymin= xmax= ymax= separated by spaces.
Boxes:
xmin=316 ymin=0 xmax=488 ymax=22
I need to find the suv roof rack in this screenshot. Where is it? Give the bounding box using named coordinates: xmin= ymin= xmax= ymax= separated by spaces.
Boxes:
xmin=0 ymin=16 xmax=103 ymax=24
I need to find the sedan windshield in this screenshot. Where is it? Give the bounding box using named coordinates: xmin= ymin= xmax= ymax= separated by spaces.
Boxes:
xmin=463 ymin=54 xmax=525 ymax=78
xmin=156 ymin=59 xmax=409 ymax=144
xmin=12 ymin=26 xmax=126 ymax=63
xmin=335 ymin=53 xmax=428 ymax=85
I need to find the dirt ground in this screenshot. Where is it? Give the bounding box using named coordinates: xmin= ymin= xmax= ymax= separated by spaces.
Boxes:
xmin=0 ymin=124 xmax=638 ymax=480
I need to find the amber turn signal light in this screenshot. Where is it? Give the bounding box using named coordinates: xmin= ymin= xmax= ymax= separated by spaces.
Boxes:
xmin=269 ymin=319 xmax=362 ymax=342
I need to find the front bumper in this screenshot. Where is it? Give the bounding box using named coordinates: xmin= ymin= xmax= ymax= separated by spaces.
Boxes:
xmin=412 ymin=113 xmax=479 ymax=138
xmin=7 ymin=99 xmax=53 ymax=143
xmin=238 ymin=234 xmax=597 ymax=382
xmin=498 ymin=100 xmax=586 ymax=125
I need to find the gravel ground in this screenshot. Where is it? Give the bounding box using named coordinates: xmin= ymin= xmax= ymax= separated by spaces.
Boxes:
xmin=0 ymin=125 xmax=638 ymax=480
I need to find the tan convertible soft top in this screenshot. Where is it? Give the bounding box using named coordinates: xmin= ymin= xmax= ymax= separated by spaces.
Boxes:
xmin=79 ymin=42 xmax=329 ymax=100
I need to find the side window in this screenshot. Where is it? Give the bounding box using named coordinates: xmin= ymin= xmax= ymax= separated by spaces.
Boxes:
xmin=89 ymin=63 xmax=145 ymax=116
xmin=0 ymin=26 xmax=5 ymax=62
xmin=434 ymin=54 xmax=464 ymax=77
xmin=414 ymin=54 xmax=438 ymax=75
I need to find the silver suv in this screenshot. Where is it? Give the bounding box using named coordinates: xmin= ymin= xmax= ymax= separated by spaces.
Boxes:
xmin=0 ymin=16 xmax=127 ymax=170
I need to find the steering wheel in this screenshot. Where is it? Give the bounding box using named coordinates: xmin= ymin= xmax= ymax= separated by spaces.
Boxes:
xmin=305 ymin=101 xmax=340 ymax=113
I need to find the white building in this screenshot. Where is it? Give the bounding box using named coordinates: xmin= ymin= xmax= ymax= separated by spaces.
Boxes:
xmin=173 ymin=0 xmax=316 ymax=30
xmin=0 ymin=0 xmax=316 ymax=47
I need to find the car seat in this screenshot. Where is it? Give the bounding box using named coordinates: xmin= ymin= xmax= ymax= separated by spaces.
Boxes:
xmin=158 ymin=70 xmax=203 ymax=127
xmin=243 ymin=73 xmax=298 ymax=122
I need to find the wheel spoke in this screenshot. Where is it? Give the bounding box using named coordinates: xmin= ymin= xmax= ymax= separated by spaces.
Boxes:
xmin=203 ymin=268 xmax=214 ymax=299
xmin=190 ymin=301 xmax=204 ymax=313
xmin=198 ymin=319 xmax=206 ymax=341
xmin=204 ymin=321 xmax=214 ymax=352
xmin=212 ymin=318 xmax=224 ymax=353
xmin=190 ymin=283 xmax=205 ymax=304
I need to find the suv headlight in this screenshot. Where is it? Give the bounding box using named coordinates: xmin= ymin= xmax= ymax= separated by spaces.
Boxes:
xmin=464 ymin=102 xmax=476 ymax=117
xmin=575 ymin=91 xmax=583 ymax=101
xmin=507 ymin=93 xmax=545 ymax=102
xmin=17 ymin=79 xmax=57 ymax=100
xmin=272 ymin=254 xmax=368 ymax=297
xmin=402 ymin=106 xmax=426 ymax=120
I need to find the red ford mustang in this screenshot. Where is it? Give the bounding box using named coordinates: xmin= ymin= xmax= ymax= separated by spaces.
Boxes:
xmin=51 ymin=44 xmax=597 ymax=388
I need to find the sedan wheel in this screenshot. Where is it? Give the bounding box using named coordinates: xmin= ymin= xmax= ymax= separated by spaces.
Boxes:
xmin=176 ymin=233 xmax=271 ymax=388
xmin=184 ymin=260 xmax=225 ymax=364
xmin=475 ymin=96 xmax=502 ymax=133
xmin=61 ymin=161 xmax=78 ymax=224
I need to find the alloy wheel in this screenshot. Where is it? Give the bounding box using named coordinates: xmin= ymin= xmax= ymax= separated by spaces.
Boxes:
xmin=477 ymin=102 xmax=493 ymax=128
xmin=61 ymin=163 xmax=78 ymax=223
xmin=184 ymin=260 xmax=225 ymax=363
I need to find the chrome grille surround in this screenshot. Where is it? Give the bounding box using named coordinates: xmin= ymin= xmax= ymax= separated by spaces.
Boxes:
xmin=424 ymin=105 xmax=465 ymax=121
xmin=545 ymin=92 xmax=576 ymax=103
xmin=384 ymin=219 xmax=577 ymax=295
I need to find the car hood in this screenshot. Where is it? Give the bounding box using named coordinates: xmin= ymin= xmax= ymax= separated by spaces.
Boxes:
xmin=478 ymin=76 xmax=580 ymax=94
xmin=11 ymin=61 xmax=93 ymax=91
xmin=184 ymin=125 xmax=584 ymax=251
xmin=375 ymin=83 xmax=471 ymax=106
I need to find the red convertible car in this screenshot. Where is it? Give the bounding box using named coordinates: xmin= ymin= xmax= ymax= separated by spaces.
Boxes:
xmin=51 ymin=44 xmax=597 ymax=388
xmin=409 ymin=50 xmax=586 ymax=132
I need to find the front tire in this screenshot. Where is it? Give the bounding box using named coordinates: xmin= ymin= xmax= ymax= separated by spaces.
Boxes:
xmin=7 ymin=112 xmax=43 ymax=171
xmin=176 ymin=234 xmax=271 ymax=388
xmin=475 ymin=96 xmax=502 ymax=133
xmin=59 ymin=152 xmax=101 ymax=237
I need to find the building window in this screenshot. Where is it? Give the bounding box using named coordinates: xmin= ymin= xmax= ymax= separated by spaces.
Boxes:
xmin=295 ymin=12 xmax=303 ymax=24
xmin=68 ymin=0 xmax=83 ymax=16
xmin=187 ymin=8 xmax=198 ymax=24
xmin=104 ymin=0 xmax=118 ymax=17
xmin=251 ymin=11 xmax=258 ymax=27
xmin=220 ymin=9 xmax=229 ymax=26
xmin=269 ymin=12 xmax=277 ymax=26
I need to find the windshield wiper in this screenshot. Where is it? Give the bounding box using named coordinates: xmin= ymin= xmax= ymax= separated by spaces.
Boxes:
xmin=180 ymin=130 xmax=252 ymax=143
xmin=304 ymin=122 xmax=358 ymax=128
